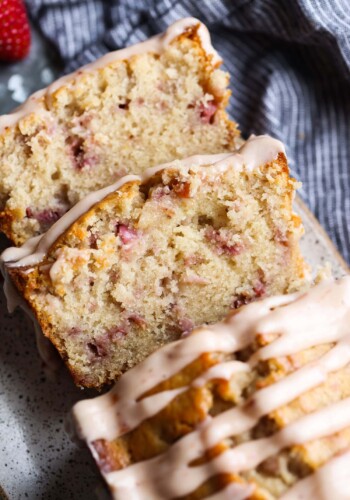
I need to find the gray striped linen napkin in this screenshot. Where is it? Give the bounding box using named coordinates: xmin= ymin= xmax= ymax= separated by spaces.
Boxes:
xmin=27 ymin=0 xmax=350 ymax=264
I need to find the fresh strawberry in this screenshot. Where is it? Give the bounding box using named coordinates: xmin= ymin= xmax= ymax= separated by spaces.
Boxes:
xmin=0 ymin=0 xmax=31 ymax=61
xmin=198 ymin=100 xmax=217 ymax=124
xmin=116 ymin=223 xmax=139 ymax=245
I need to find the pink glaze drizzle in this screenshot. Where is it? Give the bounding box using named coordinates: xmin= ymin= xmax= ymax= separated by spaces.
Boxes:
xmin=71 ymin=277 xmax=350 ymax=499
xmin=281 ymin=449 xmax=350 ymax=499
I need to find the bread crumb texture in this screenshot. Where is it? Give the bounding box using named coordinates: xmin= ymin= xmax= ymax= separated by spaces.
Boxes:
xmin=0 ymin=26 xmax=240 ymax=245
xmin=11 ymin=154 xmax=307 ymax=388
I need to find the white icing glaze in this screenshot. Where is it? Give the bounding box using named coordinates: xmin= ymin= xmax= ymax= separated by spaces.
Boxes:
xmin=106 ymin=394 xmax=350 ymax=498
xmin=71 ymin=277 xmax=350 ymax=499
xmin=0 ymin=235 xmax=41 ymax=312
xmin=0 ymin=18 xmax=220 ymax=135
xmin=281 ymin=449 xmax=350 ymax=499
xmin=1 ymin=134 xmax=285 ymax=276
xmin=0 ymin=237 xmax=62 ymax=371
xmin=192 ymin=360 xmax=249 ymax=388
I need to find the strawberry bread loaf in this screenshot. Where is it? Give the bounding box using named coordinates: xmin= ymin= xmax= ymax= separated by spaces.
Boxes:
xmin=2 ymin=135 xmax=307 ymax=388
xmin=71 ymin=277 xmax=350 ymax=499
xmin=0 ymin=18 xmax=240 ymax=245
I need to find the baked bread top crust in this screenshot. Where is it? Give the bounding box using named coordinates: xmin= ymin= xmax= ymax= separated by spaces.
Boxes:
xmin=71 ymin=277 xmax=350 ymax=499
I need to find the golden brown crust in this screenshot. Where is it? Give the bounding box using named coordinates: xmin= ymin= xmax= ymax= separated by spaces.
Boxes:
xmin=0 ymin=209 xmax=20 ymax=245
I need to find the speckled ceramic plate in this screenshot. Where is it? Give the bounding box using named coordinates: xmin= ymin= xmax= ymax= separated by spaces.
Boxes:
xmin=0 ymin=196 xmax=348 ymax=500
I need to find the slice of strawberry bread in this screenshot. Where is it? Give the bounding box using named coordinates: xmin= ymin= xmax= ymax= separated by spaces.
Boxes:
xmin=0 ymin=18 xmax=240 ymax=245
xmin=3 ymin=135 xmax=307 ymax=388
